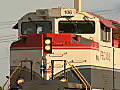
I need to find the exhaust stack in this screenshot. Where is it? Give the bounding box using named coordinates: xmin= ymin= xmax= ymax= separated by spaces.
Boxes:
xmin=74 ymin=0 xmax=82 ymax=12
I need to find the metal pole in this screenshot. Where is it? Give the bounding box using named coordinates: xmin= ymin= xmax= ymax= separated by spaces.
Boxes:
xmin=51 ymin=60 xmax=54 ymax=80
xmin=30 ymin=61 xmax=33 ymax=80
xmin=113 ymin=48 xmax=115 ymax=89
xmin=41 ymin=59 xmax=44 ymax=79
xmin=64 ymin=60 xmax=66 ymax=79
xmin=41 ymin=34 xmax=44 ymax=79
xmin=20 ymin=61 xmax=22 ymax=77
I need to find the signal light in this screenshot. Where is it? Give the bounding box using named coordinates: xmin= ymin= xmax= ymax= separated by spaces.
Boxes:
xmin=45 ymin=45 xmax=51 ymax=50
xmin=44 ymin=38 xmax=52 ymax=53
xmin=45 ymin=39 xmax=51 ymax=44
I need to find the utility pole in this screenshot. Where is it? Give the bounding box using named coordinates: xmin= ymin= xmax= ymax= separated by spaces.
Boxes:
xmin=74 ymin=0 xmax=82 ymax=12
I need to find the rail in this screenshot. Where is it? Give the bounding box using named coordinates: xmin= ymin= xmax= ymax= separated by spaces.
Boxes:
xmin=3 ymin=64 xmax=21 ymax=90
xmin=66 ymin=61 xmax=92 ymax=90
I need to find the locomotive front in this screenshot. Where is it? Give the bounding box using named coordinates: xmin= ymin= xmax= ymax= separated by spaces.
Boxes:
xmin=10 ymin=6 xmax=119 ymax=89
xmin=10 ymin=8 xmax=98 ymax=88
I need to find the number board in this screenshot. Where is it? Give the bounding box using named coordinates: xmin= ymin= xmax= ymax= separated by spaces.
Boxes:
xmin=61 ymin=9 xmax=76 ymax=16
xmin=49 ymin=8 xmax=76 ymax=17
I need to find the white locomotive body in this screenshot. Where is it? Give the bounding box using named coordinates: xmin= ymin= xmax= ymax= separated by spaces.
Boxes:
xmin=9 ymin=0 xmax=120 ymax=90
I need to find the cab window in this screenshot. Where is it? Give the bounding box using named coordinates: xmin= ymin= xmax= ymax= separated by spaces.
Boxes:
xmin=59 ymin=21 xmax=95 ymax=34
xmin=21 ymin=21 xmax=52 ymax=35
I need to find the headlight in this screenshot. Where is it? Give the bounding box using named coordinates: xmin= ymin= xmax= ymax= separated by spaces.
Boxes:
xmin=17 ymin=79 xmax=25 ymax=85
xmin=60 ymin=78 xmax=67 ymax=82
xmin=45 ymin=45 xmax=51 ymax=50
xmin=45 ymin=39 xmax=51 ymax=44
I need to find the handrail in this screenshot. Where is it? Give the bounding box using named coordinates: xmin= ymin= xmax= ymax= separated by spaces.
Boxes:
xmin=67 ymin=61 xmax=88 ymax=90
xmin=3 ymin=63 xmax=21 ymax=90
xmin=67 ymin=61 xmax=92 ymax=90
xmin=72 ymin=64 xmax=92 ymax=90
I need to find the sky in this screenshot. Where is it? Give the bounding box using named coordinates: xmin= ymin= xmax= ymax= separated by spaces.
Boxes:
xmin=0 ymin=0 xmax=120 ymax=87
xmin=0 ymin=0 xmax=120 ymax=22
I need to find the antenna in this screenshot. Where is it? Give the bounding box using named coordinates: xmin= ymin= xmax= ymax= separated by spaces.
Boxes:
xmin=74 ymin=0 xmax=82 ymax=12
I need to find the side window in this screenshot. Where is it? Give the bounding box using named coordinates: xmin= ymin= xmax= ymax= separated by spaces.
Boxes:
xmin=101 ymin=24 xmax=111 ymax=42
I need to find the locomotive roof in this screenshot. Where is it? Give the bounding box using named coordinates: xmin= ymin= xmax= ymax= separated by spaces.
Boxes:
xmin=12 ymin=11 xmax=120 ymax=30
xmin=87 ymin=12 xmax=118 ymax=30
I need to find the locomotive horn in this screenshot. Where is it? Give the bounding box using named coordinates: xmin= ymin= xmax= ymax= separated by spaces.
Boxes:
xmin=74 ymin=0 xmax=82 ymax=12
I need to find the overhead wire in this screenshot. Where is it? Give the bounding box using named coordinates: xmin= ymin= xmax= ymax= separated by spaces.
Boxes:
xmin=0 ymin=36 xmax=17 ymax=43
xmin=97 ymin=11 xmax=120 ymax=19
xmin=0 ymin=36 xmax=16 ymax=41
xmin=0 ymin=20 xmax=17 ymax=43
xmin=93 ymin=8 xmax=119 ymax=13
xmin=0 ymin=39 xmax=16 ymax=43
xmin=0 ymin=34 xmax=16 ymax=38
xmin=0 ymin=37 xmax=17 ymax=42
xmin=0 ymin=21 xmax=16 ymax=30
xmin=0 ymin=37 xmax=16 ymax=40
xmin=91 ymin=8 xmax=120 ymax=21
xmin=0 ymin=23 xmax=16 ymax=26
xmin=0 ymin=25 xmax=15 ymax=30
xmin=0 ymin=35 xmax=17 ymax=41
xmin=0 ymin=21 xmax=16 ymax=24
xmin=0 ymin=27 xmax=12 ymax=29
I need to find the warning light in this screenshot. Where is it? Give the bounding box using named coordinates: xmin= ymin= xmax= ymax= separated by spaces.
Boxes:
xmin=45 ymin=39 xmax=51 ymax=44
xmin=44 ymin=38 xmax=52 ymax=53
xmin=45 ymin=45 xmax=51 ymax=50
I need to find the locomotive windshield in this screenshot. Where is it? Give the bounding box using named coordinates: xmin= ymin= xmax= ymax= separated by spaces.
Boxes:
xmin=59 ymin=21 xmax=95 ymax=34
xmin=21 ymin=21 xmax=52 ymax=35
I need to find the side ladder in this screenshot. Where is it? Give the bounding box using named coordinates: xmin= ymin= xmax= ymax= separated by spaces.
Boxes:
xmin=67 ymin=61 xmax=92 ymax=90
